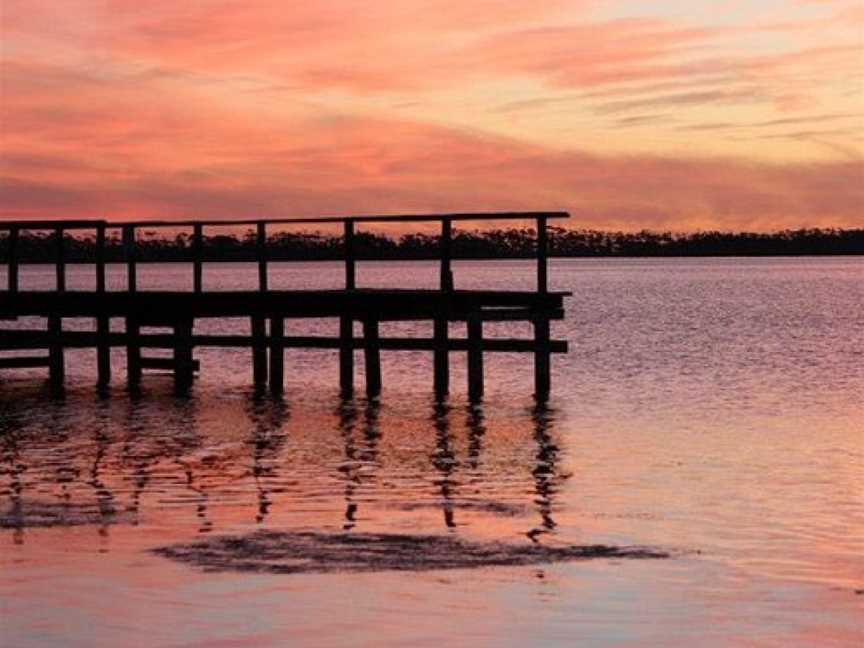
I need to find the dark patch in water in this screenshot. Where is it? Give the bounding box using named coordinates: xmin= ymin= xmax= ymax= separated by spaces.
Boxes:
xmin=386 ymin=500 xmax=528 ymax=516
xmin=0 ymin=501 xmax=132 ymax=529
xmin=152 ymin=530 xmax=668 ymax=574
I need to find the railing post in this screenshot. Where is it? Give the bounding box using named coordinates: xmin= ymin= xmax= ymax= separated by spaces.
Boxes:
xmin=193 ymin=223 xmax=203 ymax=293
xmin=440 ymin=218 xmax=453 ymax=291
xmin=122 ymin=225 xmax=137 ymax=292
xmin=537 ymin=215 xmax=548 ymax=294
xmin=95 ymin=223 xmax=110 ymax=388
xmin=256 ymin=221 xmax=267 ymax=291
xmin=344 ymin=219 xmax=355 ymax=290
xmin=54 ymin=227 xmax=65 ymax=292
xmin=7 ymin=226 xmax=19 ymax=294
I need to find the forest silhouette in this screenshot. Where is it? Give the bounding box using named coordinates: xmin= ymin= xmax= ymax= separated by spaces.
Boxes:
xmin=1 ymin=226 xmax=861 ymax=262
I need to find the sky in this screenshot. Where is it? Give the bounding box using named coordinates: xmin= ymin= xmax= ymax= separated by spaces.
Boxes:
xmin=1 ymin=0 xmax=862 ymax=230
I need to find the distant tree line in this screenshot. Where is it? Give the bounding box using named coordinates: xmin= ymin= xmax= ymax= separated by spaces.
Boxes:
xmin=0 ymin=227 xmax=861 ymax=262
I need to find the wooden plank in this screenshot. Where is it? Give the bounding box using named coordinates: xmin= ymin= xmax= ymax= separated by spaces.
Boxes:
xmin=110 ymin=212 xmax=570 ymax=228
xmin=269 ymin=316 xmax=284 ymax=394
xmin=363 ymin=317 xmax=381 ymax=397
xmin=0 ymin=330 xmax=568 ymax=353
xmin=0 ymin=356 xmax=50 ymax=369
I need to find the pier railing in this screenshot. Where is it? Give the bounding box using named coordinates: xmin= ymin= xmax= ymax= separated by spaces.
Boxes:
xmin=0 ymin=213 xmax=569 ymax=400
xmin=0 ymin=212 xmax=567 ymax=294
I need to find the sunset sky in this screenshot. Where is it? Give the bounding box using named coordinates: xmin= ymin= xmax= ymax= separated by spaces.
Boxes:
xmin=2 ymin=0 xmax=862 ymax=230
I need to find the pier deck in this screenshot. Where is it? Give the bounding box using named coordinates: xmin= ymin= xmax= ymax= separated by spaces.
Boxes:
xmin=0 ymin=213 xmax=569 ymax=400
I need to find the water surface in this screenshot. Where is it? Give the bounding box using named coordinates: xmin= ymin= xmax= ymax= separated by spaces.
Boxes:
xmin=1 ymin=258 xmax=862 ymax=647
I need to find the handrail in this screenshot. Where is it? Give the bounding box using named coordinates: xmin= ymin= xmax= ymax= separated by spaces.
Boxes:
xmin=1 ymin=212 xmax=569 ymax=294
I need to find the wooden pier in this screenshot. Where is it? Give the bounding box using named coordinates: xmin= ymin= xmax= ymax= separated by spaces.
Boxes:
xmin=0 ymin=213 xmax=569 ymax=400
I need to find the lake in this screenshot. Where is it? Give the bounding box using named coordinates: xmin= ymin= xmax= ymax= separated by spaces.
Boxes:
xmin=1 ymin=257 xmax=862 ymax=647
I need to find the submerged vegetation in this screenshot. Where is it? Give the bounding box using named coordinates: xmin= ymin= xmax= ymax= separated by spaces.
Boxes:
xmin=0 ymin=227 xmax=861 ymax=262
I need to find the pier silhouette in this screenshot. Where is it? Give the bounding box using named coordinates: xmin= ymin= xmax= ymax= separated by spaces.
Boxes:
xmin=0 ymin=213 xmax=569 ymax=399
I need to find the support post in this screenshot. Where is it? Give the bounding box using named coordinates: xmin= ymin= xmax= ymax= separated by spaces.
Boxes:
xmin=467 ymin=309 xmax=484 ymax=402
xmin=339 ymin=316 xmax=354 ymax=395
xmin=95 ymin=223 xmax=110 ymax=388
xmin=363 ymin=317 xmax=381 ymax=397
xmin=126 ymin=315 xmax=141 ymax=388
xmin=174 ymin=318 xmax=194 ymax=392
xmin=123 ymin=225 xmax=137 ymax=292
xmin=534 ymin=314 xmax=551 ymax=401
xmin=257 ymin=221 xmax=267 ymax=291
xmin=8 ymin=226 xmax=18 ymax=294
xmin=344 ymin=219 xmax=355 ymax=290
xmin=269 ymin=316 xmax=284 ymax=394
xmin=537 ymin=215 xmax=548 ymax=294
xmin=192 ymin=223 xmax=203 ymax=293
xmin=251 ymin=315 xmax=267 ymax=385
xmin=433 ymin=314 xmax=449 ymax=398
xmin=48 ymin=315 xmax=64 ymax=390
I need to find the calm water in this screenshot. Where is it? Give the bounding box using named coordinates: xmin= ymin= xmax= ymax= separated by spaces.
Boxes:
xmin=1 ymin=258 xmax=862 ymax=647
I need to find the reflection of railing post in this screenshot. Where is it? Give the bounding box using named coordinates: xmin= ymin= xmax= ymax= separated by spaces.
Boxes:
xmin=96 ymin=223 xmax=110 ymax=388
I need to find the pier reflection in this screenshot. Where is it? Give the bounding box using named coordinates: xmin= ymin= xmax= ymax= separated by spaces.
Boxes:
xmin=1 ymin=387 xmax=568 ymax=548
xmin=246 ymin=394 xmax=288 ymax=525
xmin=527 ymin=401 xmax=560 ymax=542
xmin=337 ymin=397 xmax=380 ymax=531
